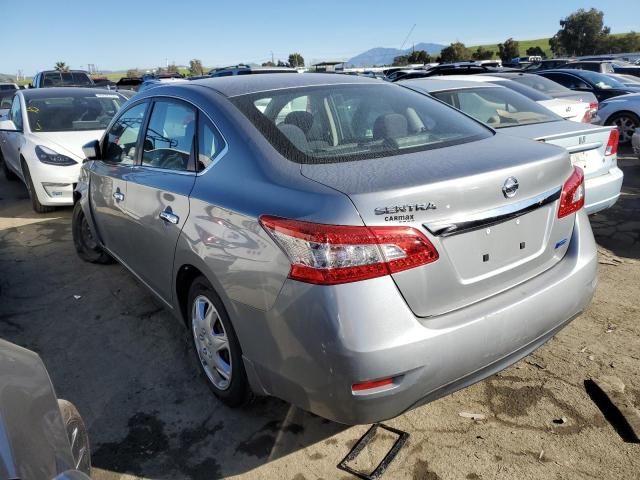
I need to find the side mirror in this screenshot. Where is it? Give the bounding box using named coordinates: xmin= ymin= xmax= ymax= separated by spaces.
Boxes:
xmin=0 ymin=119 xmax=18 ymax=132
xmin=82 ymin=140 xmax=101 ymax=161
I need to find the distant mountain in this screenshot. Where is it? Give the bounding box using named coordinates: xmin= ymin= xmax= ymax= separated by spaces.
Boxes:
xmin=346 ymin=42 xmax=445 ymax=67
xmin=0 ymin=73 xmax=16 ymax=83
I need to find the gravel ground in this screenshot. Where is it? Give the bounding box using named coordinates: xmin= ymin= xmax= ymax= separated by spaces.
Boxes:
xmin=0 ymin=149 xmax=638 ymax=480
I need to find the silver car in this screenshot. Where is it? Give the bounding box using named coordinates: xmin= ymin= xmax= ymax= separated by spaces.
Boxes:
xmin=401 ymin=78 xmax=623 ymax=215
xmin=73 ymin=74 xmax=597 ymax=424
xmin=595 ymin=93 xmax=640 ymax=144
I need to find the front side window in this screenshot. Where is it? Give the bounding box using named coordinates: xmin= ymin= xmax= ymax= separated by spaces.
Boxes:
xmin=541 ymin=73 xmax=588 ymax=90
xmin=142 ymin=100 xmax=195 ymax=171
xmin=232 ymin=84 xmax=492 ymax=164
xmin=10 ymin=96 xmax=23 ymax=130
xmin=197 ymin=113 xmax=226 ymax=172
xmin=431 ymin=86 xmax=561 ymax=129
xmin=25 ymin=92 xmax=123 ymax=132
xmin=572 ymin=70 xmax=625 ymax=89
xmin=103 ymin=101 xmax=147 ymax=165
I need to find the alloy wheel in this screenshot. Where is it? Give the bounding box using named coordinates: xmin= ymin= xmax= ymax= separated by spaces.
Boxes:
xmin=191 ymin=295 xmax=232 ymax=390
xmin=613 ymin=115 xmax=637 ymax=143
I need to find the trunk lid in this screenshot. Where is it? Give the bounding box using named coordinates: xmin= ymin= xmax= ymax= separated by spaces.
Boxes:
xmin=538 ymin=98 xmax=589 ymax=122
xmin=301 ymin=134 xmax=576 ymax=317
xmin=501 ymin=121 xmax=615 ymax=181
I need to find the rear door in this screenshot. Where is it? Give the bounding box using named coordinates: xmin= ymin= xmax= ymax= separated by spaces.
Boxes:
xmin=90 ymin=100 xmax=148 ymax=259
xmin=122 ymin=98 xmax=197 ymax=302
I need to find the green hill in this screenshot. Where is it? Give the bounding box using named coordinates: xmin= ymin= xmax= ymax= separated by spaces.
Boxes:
xmin=469 ymin=32 xmax=632 ymax=59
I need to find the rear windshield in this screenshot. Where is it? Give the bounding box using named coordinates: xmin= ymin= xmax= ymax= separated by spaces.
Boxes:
xmin=431 ymin=86 xmax=561 ymax=129
xmin=508 ymin=74 xmax=571 ymax=95
xmin=26 ymin=92 xmax=123 ymax=132
xmin=0 ymin=84 xmax=16 ymax=91
xmin=492 ymin=80 xmax=550 ymax=101
xmin=231 ymin=84 xmax=492 ymax=164
xmin=573 ymin=70 xmax=626 ymax=89
xmin=43 ymin=72 xmax=93 ymax=87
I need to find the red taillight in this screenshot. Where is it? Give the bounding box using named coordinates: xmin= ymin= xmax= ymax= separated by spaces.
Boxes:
xmin=605 ymin=128 xmax=619 ymax=156
xmin=259 ymin=216 xmax=439 ymax=285
xmin=558 ymin=167 xmax=585 ymax=218
xmin=589 ymin=101 xmax=598 ymax=112
xmin=581 ymin=109 xmax=592 ymax=123
xmin=352 ymin=377 xmax=394 ymax=392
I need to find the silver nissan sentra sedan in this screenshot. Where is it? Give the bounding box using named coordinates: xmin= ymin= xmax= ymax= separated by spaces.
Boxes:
xmin=72 ymin=74 xmax=597 ymax=424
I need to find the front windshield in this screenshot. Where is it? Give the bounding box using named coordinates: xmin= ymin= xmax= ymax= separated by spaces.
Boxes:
xmin=509 ymin=74 xmax=572 ymax=95
xmin=231 ymin=84 xmax=492 ymax=164
xmin=575 ymin=70 xmax=626 ymax=89
xmin=26 ymin=92 xmax=124 ymax=132
xmin=430 ymin=86 xmax=561 ymax=129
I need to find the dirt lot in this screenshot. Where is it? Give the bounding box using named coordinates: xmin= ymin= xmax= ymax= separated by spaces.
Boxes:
xmin=0 ymin=150 xmax=638 ymax=480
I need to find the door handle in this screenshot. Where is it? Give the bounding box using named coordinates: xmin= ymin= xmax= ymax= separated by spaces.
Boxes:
xmin=112 ymin=191 xmax=125 ymax=202
xmin=159 ymin=210 xmax=179 ymax=224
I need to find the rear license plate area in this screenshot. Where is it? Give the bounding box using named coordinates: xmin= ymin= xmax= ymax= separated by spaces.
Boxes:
xmin=442 ymin=206 xmax=551 ymax=282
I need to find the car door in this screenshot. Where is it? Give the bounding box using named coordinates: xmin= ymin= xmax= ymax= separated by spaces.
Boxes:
xmin=1 ymin=95 xmax=26 ymax=175
xmin=89 ymin=100 xmax=149 ymax=260
xmin=122 ymin=98 xmax=197 ymax=302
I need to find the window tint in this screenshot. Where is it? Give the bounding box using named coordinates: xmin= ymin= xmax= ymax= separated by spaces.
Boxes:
xmin=10 ymin=96 xmax=22 ymax=130
xmin=232 ymin=84 xmax=492 ymax=164
xmin=509 ymin=74 xmax=571 ymax=95
xmin=197 ymin=113 xmax=226 ymax=171
xmin=103 ymin=102 xmax=147 ymax=165
xmin=492 ymin=80 xmax=549 ymax=101
xmin=142 ymin=100 xmax=195 ymax=171
xmin=542 ymin=73 xmax=583 ymax=89
xmin=432 ymin=86 xmax=560 ymax=128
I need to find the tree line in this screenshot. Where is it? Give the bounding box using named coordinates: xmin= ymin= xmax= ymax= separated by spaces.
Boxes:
xmin=392 ymin=8 xmax=640 ymax=65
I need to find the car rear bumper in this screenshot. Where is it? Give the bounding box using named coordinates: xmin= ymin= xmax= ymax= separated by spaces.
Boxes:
xmin=238 ymin=211 xmax=598 ymax=424
xmin=584 ymin=166 xmax=624 ymax=214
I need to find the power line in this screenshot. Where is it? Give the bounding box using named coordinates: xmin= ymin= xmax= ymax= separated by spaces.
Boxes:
xmin=400 ymin=23 xmax=417 ymax=50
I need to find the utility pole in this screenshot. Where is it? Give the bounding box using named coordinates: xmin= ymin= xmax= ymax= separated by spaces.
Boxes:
xmin=271 ymin=51 xmax=274 ymax=64
xmin=400 ymin=23 xmax=416 ymax=51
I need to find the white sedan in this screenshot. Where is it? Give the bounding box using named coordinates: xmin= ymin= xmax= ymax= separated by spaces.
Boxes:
xmin=0 ymin=88 xmax=125 ymax=212
xmin=446 ymin=74 xmax=594 ymax=123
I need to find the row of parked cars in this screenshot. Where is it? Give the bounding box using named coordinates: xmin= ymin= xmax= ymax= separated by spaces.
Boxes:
xmin=0 ymin=59 xmax=632 ymax=477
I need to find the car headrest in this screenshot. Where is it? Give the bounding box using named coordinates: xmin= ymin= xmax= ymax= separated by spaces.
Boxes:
xmin=284 ymin=111 xmax=314 ymax=134
xmin=278 ymin=123 xmax=309 ymax=153
xmin=373 ymin=113 xmax=408 ymax=140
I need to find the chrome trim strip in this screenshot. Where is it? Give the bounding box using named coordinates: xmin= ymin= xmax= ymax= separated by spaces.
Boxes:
xmin=424 ymin=186 xmax=561 ymax=237
xmin=566 ymin=142 xmax=602 ymax=154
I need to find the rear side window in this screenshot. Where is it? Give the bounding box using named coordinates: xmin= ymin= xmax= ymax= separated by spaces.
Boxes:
xmin=231 ymin=84 xmax=492 ymax=164
xmin=197 ymin=113 xmax=226 ymax=172
xmin=142 ymin=100 xmax=195 ymax=171
xmin=510 ymin=74 xmax=571 ymax=95
xmin=103 ymin=102 xmax=147 ymax=165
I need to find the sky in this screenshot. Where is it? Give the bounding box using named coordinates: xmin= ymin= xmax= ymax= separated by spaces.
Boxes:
xmin=1 ymin=0 xmax=636 ymax=75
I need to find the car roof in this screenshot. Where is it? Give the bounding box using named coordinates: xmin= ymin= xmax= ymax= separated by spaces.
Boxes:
xmin=185 ymin=72 xmax=383 ymax=97
xmin=37 ymin=70 xmax=91 ymax=74
xmin=436 ymin=75 xmax=507 ymax=82
xmin=399 ymin=77 xmax=498 ymax=92
xmin=20 ymin=87 xmax=122 ymax=99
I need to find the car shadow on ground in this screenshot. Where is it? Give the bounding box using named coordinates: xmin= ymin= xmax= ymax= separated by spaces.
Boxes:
xmin=0 ymin=191 xmax=348 ymax=480
xmin=590 ymin=148 xmax=640 ymax=260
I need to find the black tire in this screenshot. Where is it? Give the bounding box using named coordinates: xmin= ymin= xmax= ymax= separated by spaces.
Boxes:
xmin=22 ymin=160 xmax=55 ymax=213
xmin=58 ymin=399 xmax=91 ymax=476
xmin=0 ymin=150 xmax=18 ymax=181
xmin=606 ymin=111 xmax=640 ymax=145
xmin=72 ymin=201 xmax=114 ymax=264
xmin=188 ymin=276 xmax=252 ymax=407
